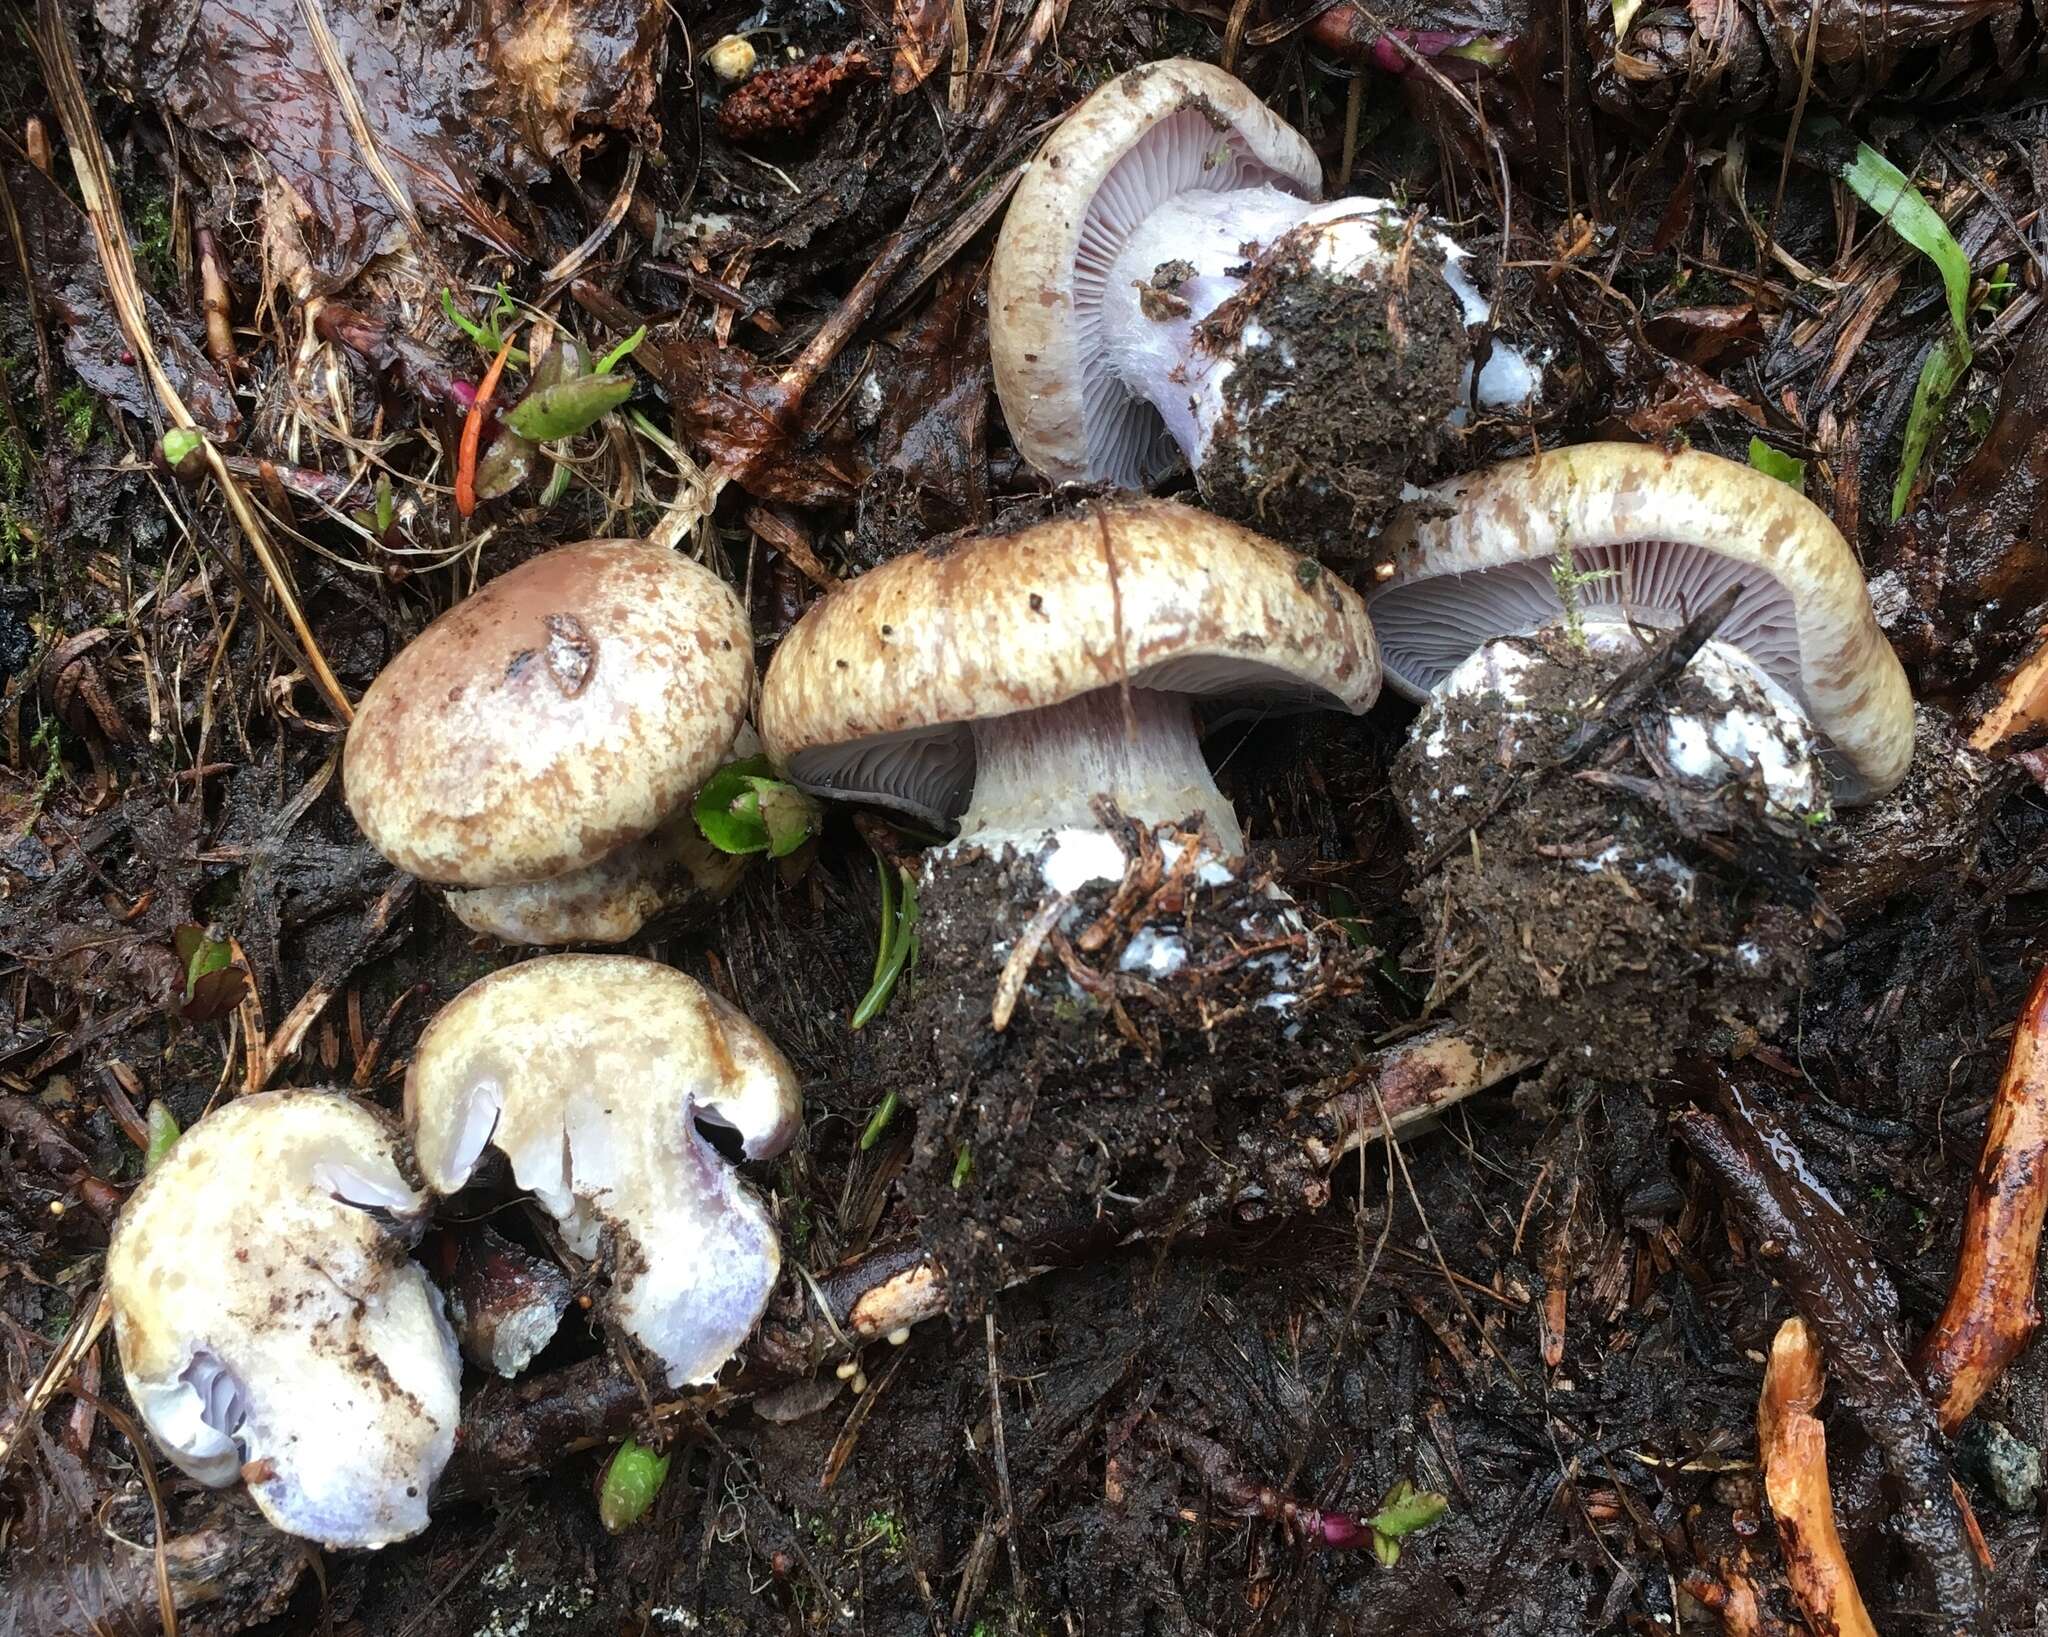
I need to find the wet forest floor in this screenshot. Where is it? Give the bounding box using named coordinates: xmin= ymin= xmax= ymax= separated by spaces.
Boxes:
xmin=3 ymin=2 xmax=2048 ymax=1634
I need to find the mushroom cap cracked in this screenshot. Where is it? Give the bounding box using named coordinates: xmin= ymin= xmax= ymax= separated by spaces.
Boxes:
xmin=757 ymin=499 xmax=1382 ymax=826
xmin=990 ymin=58 xmax=1321 ymax=486
xmin=106 ymin=1091 xmax=460 ymax=1550
xmin=344 ymin=540 xmax=753 ymax=887
xmin=406 ymin=956 xmax=803 ymax=1388
xmin=1367 ymin=443 xmax=1914 ymax=804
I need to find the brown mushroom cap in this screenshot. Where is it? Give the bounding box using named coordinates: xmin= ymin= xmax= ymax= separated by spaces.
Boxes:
xmin=989 ymin=59 xmax=1321 ymax=488
xmin=757 ymin=499 xmax=1381 ymax=825
xmin=1366 ymin=444 xmax=1914 ymax=803
xmin=344 ymin=540 xmax=752 ymax=887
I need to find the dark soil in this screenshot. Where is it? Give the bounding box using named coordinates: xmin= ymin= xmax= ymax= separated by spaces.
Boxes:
xmin=1197 ymin=225 xmax=1468 ymax=554
xmin=881 ymin=819 xmax=1377 ymax=1307
xmin=1390 ymin=630 xmax=1819 ymax=1089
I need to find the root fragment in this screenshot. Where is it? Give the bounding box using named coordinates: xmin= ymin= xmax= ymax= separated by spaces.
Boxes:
xmin=1917 ymin=964 xmax=2048 ymax=1432
xmin=1758 ymin=1318 xmax=1878 ymax=1637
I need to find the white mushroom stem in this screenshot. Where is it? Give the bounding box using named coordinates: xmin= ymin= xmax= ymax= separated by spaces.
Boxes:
xmin=1099 ymin=193 xmax=1534 ymax=471
xmin=955 ymin=687 xmax=1244 ymax=881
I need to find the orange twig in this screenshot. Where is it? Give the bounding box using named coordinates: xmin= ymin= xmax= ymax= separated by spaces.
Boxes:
xmin=1759 ymin=1318 xmax=1878 ymax=1637
xmin=1917 ymin=964 xmax=2048 ymax=1432
xmin=457 ymin=332 xmax=518 ymax=518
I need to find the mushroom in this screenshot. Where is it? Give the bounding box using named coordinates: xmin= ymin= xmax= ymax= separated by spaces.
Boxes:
xmin=406 ymin=956 xmax=802 ymax=1388
xmin=106 ymin=1091 xmax=461 ymax=1550
xmin=344 ymin=539 xmax=753 ymax=944
xmin=757 ymin=498 xmax=1380 ymax=891
xmin=1368 ymin=443 xmax=1914 ymax=808
xmin=990 ymin=59 xmax=1536 ymax=545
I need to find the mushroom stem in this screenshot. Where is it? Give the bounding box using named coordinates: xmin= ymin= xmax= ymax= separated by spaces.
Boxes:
xmin=956 ymin=686 xmax=1244 ymax=864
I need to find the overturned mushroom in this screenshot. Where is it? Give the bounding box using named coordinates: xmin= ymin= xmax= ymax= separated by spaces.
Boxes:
xmin=1371 ymin=445 xmax=1915 ymax=1077
xmin=990 ymin=59 xmax=1536 ymax=547
xmin=1370 ymin=442 xmax=1913 ymax=806
xmin=344 ymin=540 xmax=753 ymax=944
xmin=106 ymin=1092 xmax=461 ymax=1550
xmin=406 ymin=956 xmax=802 ymax=1387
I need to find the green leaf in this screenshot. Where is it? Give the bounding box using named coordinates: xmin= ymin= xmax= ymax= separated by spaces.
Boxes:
xmin=595 ymin=326 xmax=647 ymax=375
xmin=143 ymin=1102 xmax=181 ymax=1172
xmin=504 ymin=373 xmax=635 ymax=442
xmin=859 ymin=1090 xmax=900 ymax=1151
xmin=1746 ymin=437 xmax=1806 ymax=492
xmin=373 ymin=472 xmax=394 ymax=534
xmin=851 ymin=861 xmax=919 ymax=1029
xmin=950 ymin=1143 xmax=972 ymax=1189
xmin=1891 ymin=331 xmax=1971 ymax=521
xmin=1837 ymin=140 xmax=1973 ymax=518
xmin=172 ymin=924 xmax=247 ymax=1023
xmin=598 ymin=1438 xmax=672 ymax=1532
xmin=440 ymin=283 xmax=528 ymax=366
xmin=160 ymin=428 xmax=205 ymax=471
xmin=1368 ymin=1480 xmax=1449 ymax=1540
xmin=694 ymin=756 xmax=822 ymax=857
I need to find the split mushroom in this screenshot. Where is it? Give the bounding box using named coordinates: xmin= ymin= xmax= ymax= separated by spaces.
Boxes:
xmin=1369 ymin=442 xmax=1914 ymax=807
xmin=344 ymin=539 xmax=753 ymax=944
xmin=406 ymin=956 xmax=802 ymax=1387
xmin=990 ymin=58 xmax=1535 ymax=545
xmin=106 ymin=1092 xmax=461 ymax=1550
xmin=758 ymin=497 xmax=1380 ymax=891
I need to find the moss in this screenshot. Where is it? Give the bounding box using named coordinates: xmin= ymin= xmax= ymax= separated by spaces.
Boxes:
xmin=56 ymin=385 xmax=94 ymax=452
xmin=132 ymin=182 xmax=177 ymax=292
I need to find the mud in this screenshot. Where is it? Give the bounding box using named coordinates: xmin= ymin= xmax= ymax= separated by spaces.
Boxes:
xmin=878 ymin=821 xmax=1378 ymax=1308
xmin=1197 ymin=230 xmax=1469 ymax=555
xmin=1391 ymin=631 xmax=1818 ymax=1088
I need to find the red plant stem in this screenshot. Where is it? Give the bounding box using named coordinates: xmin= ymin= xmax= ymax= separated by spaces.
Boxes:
xmin=1917 ymin=964 xmax=2048 ymax=1432
xmin=456 ymin=333 xmax=517 ymax=518
xmin=1148 ymin=1420 xmax=1377 ymax=1549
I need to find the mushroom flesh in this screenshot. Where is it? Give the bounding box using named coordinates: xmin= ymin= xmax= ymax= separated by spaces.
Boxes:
xmin=407 ymin=956 xmax=802 ymax=1387
xmin=106 ymin=1092 xmax=461 ymax=1550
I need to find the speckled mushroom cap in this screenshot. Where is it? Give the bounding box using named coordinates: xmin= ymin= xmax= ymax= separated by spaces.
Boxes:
xmin=757 ymin=499 xmax=1381 ymax=826
xmin=1367 ymin=443 xmax=1914 ymax=804
xmin=106 ymin=1092 xmax=461 ymax=1550
xmin=344 ymin=540 xmax=752 ymax=887
xmin=406 ymin=956 xmax=802 ymax=1388
xmin=990 ymin=58 xmax=1321 ymax=488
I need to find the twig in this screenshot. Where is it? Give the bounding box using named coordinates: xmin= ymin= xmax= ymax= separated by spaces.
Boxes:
xmin=0 ymin=1286 xmax=112 ymax=1478
xmin=1917 ymin=964 xmax=2048 ymax=1432
xmin=985 ymin=1312 xmax=1028 ymax=1600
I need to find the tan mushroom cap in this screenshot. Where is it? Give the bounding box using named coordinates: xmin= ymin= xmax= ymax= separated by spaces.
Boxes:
xmin=107 ymin=1092 xmax=460 ymax=1549
xmin=1367 ymin=443 xmax=1915 ymax=804
xmin=406 ymin=956 xmax=802 ymax=1388
xmin=990 ymin=58 xmax=1321 ymax=485
xmin=758 ymin=499 xmax=1381 ymax=824
xmin=344 ymin=540 xmax=752 ymax=887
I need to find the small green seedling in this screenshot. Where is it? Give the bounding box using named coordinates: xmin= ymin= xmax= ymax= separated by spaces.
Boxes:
xmin=598 ymin=1437 xmax=672 ymax=1532
xmin=693 ymin=756 xmax=822 ymax=858
xmin=441 ymin=283 xmax=527 ymax=365
xmin=859 ymin=1090 xmax=901 ymax=1151
xmin=1746 ymin=437 xmax=1806 ymax=492
xmin=142 ymin=1103 xmax=181 ymax=1172
xmin=172 ymin=924 xmax=247 ymax=1023
xmin=851 ymin=856 xmax=920 ymax=1029
xmin=1549 ymin=546 xmax=1617 ymax=650
xmin=1365 ymin=1479 xmax=1449 ymax=1567
xmin=160 ymin=427 xmax=206 ymax=477
xmin=1834 ymin=135 xmax=1973 ymax=520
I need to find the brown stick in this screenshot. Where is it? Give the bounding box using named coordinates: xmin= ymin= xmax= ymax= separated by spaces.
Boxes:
xmin=197 ymin=227 xmax=237 ymax=384
xmin=1758 ymin=1318 xmax=1879 ymax=1637
xmin=1917 ymin=964 xmax=2048 ymax=1432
